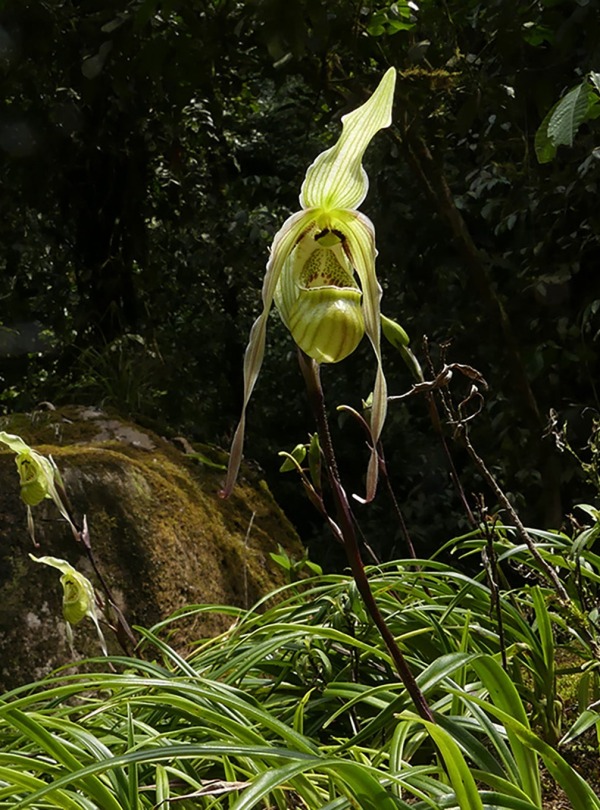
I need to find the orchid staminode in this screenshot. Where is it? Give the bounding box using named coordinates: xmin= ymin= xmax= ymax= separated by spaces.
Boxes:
xmin=222 ymin=67 xmax=396 ymax=501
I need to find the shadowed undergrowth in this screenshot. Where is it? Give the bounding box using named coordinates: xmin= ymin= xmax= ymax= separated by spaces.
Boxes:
xmin=2 ymin=523 xmax=600 ymax=809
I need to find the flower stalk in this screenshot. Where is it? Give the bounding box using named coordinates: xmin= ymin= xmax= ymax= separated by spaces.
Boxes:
xmin=297 ymin=349 xmax=434 ymax=723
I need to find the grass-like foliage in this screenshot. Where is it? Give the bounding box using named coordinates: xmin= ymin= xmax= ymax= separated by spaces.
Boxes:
xmin=2 ymin=536 xmax=600 ymax=809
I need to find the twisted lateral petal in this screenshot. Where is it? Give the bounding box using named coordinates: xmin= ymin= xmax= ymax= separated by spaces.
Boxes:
xmin=300 ymin=67 xmax=396 ymax=212
xmin=339 ymin=210 xmax=387 ymax=502
xmin=221 ymin=209 xmax=314 ymax=497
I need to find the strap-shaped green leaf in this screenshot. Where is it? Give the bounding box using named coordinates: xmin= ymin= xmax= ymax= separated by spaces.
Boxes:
xmin=415 ymin=717 xmax=485 ymax=810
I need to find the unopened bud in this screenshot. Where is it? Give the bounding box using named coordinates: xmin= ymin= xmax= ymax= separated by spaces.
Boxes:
xmin=381 ymin=314 xmax=410 ymax=350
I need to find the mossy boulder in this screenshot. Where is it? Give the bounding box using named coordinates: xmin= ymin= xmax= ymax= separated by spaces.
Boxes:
xmin=0 ymin=406 xmax=303 ymax=691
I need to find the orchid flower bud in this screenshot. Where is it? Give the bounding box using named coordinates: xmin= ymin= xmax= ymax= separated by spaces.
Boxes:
xmin=381 ymin=313 xmax=410 ymax=351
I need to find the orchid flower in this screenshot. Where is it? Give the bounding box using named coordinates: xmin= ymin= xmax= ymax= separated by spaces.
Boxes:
xmin=29 ymin=554 xmax=107 ymax=655
xmin=222 ymin=67 xmax=397 ymax=501
xmin=0 ymin=431 xmax=77 ymax=543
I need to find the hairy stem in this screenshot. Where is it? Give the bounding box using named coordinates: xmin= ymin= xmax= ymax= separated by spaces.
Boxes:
xmin=298 ymin=349 xmax=434 ymax=723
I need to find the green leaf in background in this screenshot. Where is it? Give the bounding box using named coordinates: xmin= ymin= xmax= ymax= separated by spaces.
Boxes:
xmin=536 ymin=76 xmax=599 ymax=163
xmin=547 ymin=83 xmax=591 ymax=146
xmin=560 ymin=708 xmax=600 ymax=746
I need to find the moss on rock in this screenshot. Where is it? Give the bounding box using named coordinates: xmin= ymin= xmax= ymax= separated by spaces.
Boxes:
xmin=0 ymin=406 xmax=303 ymax=691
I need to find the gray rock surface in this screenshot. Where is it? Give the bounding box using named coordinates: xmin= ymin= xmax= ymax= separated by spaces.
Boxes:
xmin=0 ymin=407 xmax=302 ymax=691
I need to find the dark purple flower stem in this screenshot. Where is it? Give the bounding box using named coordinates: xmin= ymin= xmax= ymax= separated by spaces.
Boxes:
xmin=297 ymin=349 xmax=434 ymax=724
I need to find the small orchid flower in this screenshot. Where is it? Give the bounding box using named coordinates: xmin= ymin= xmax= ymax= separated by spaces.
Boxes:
xmin=29 ymin=554 xmax=108 ymax=655
xmin=0 ymin=431 xmax=77 ymax=543
xmin=222 ymin=67 xmax=397 ymax=501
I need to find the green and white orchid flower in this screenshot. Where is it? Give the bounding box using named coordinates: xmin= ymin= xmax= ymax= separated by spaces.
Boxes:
xmin=223 ymin=67 xmax=397 ymax=501
xmin=0 ymin=431 xmax=76 ymax=542
xmin=29 ymin=554 xmax=108 ymax=655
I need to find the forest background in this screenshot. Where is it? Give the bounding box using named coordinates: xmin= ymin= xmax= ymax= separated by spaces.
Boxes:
xmin=1 ymin=0 xmax=599 ymax=566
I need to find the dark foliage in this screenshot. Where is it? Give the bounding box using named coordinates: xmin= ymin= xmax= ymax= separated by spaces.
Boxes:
xmin=1 ymin=0 xmax=599 ymax=565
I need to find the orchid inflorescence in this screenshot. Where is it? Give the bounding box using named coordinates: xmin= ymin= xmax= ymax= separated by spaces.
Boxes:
xmin=0 ymin=431 xmax=107 ymax=654
xmin=222 ymin=67 xmax=397 ymax=502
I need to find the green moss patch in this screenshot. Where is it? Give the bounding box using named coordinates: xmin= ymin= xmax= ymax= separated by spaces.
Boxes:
xmin=0 ymin=407 xmax=303 ymax=691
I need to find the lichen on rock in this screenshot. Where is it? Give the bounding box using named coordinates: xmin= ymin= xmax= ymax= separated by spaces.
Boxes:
xmin=0 ymin=406 xmax=303 ymax=691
